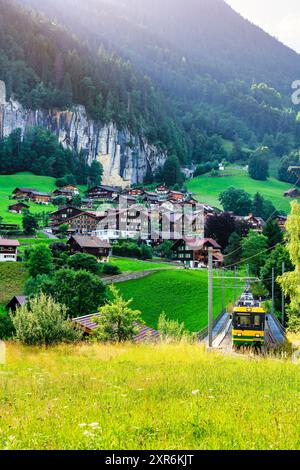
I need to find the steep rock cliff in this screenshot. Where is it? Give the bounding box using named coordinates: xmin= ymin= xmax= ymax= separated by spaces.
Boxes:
xmin=0 ymin=81 xmax=166 ymax=187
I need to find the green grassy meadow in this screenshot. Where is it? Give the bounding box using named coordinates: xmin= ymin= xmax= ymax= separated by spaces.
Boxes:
xmin=187 ymin=167 xmax=293 ymax=213
xmin=0 ymin=342 xmax=299 ymax=450
xmin=110 ymin=257 xmax=178 ymax=272
xmin=116 ymin=270 xmax=241 ymax=332
xmin=0 ymin=172 xmax=57 ymax=224
xmin=0 ymin=262 xmax=28 ymax=306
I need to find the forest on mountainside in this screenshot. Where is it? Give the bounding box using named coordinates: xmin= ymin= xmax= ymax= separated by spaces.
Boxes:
xmin=19 ymin=0 xmax=300 ymax=163
xmin=0 ymin=0 xmax=188 ymax=162
xmin=1 ymin=0 xmax=300 ymax=178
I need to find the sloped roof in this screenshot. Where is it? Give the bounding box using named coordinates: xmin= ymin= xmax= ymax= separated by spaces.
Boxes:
xmin=70 ymin=235 xmax=111 ymax=249
xmin=0 ymin=239 xmax=20 ymax=247
xmin=73 ymin=314 xmax=160 ymax=342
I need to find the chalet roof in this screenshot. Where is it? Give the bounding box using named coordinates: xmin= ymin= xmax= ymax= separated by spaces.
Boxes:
xmin=6 ymin=295 xmax=27 ymax=307
xmin=13 ymin=187 xmax=36 ymax=193
xmin=72 ymin=314 xmax=160 ymax=342
xmin=69 ymin=235 xmax=111 ymax=249
xmin=30 ymin=191 xmax=51 ymax=197
xmin=0 ymin=239 xmax=20 ymax=247
xmin=49 ymin=206 xmax=83 ymax=216
xmin=173 ymin=237 xmax=221 ymax=250
xmin=8 ymin=202 xmax=29 ymax=208
xmin=87 ymin=185 xmax=122 ymax=193
xmin=53 ymin=189 xmax=74 ymax=194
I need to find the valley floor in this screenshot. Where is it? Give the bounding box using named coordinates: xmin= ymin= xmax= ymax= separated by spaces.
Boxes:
xmin=0 ymin=342 xmax=299 ymax=450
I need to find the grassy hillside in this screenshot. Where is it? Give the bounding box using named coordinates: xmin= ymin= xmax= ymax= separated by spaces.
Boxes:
xmin=187 ymin=168 xmax=293 ymax=213
xmin=0 ymin=172 xmax=58 ymax=224
xmin=1 ymin=342 xmax=299 ymax=450
xmin=110 ymin=257 xmax=178 ymax=272
xmin=0 ymin=262 xmax=28 ymax=305
xmin=117 ymin=270 xmax=241 ymax=332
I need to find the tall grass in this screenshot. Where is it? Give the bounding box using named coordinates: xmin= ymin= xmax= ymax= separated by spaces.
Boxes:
xmin=0 ymin=342 xmax=299 ymax=450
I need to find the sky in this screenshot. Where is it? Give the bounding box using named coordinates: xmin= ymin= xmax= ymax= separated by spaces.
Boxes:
xmin=225 ymin=0 xmax=300 ymax=53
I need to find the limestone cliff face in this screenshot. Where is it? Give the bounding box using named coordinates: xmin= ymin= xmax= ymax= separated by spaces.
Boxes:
xmin=0 ymin=80 xmax=166 ymax=187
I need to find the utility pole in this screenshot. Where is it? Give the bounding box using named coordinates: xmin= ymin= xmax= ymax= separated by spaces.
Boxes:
xmin=221 ymin=267 xmax=225 ymax=313
xmin=234 ymin=266 xmax=237 ymax=305
xmin=282 ymin=262 xmax=285 ymax=327
xmin=208 ymin=248 xmax=213 ymax=348
xmin=271 ymin=267 xmax=275 ymax=316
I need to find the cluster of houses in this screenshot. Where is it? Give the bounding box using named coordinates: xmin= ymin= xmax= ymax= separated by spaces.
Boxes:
xmin=8 ymin=184 xmax=80 ymax=211
xmin=1 ymin=182 xmax=288 ymax=269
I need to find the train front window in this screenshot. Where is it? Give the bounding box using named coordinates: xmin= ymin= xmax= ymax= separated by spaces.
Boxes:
xmin=253 ymin=315 xmax=264 ymax=328
xmin=236 ymin=315 xmax=251 ymax=327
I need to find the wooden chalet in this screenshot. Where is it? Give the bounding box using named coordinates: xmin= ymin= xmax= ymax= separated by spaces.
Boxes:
xmin=52 ymin=189 xmax=74 ymax=200
xmin=0 ymin=239 xmax=20 ymax=262
xmin=12 ymin=187 xmax=36 ymax=199
xmin=59 ymin=211 xmax=107 ymax=236
xmin=155 ymin=184 xmax=170 ymax=196
xmin=30 ymin=191 xmax=51 ymax=204
xmin=12 ymin=187 xmax=51 ymax=204
xmin=86 ymin=185 xmax=121 ymax=201
xmin=67 ymin=235 xmax=111 ymax=262
xmin=167 ymin=190 xmax=186 ymax=203
xmin=172 ymin=237 xmax=223 ymax=268
xmin=277 ymin=215 xmax=287 ymax=231
xmin=6 ymin=295 xmax=27 ymax=312
xmin=124 ymin=187 xmax=145 ymax=197
xmin=8 ymin=202 xmax=29 ymax=214
xmin=49 ymin=206 xmax=84 ymax=227
xmin=234 ymin=214 xmax=265 ymax=233
xmin=284 ymin=188 xmax=300 ymax=198
xmin=62 ymin=185 xmax=79 ymax=195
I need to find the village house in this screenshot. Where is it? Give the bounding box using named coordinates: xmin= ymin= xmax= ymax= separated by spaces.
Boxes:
xmin=49 ymin=206 xmax=84 ymax=228
xmin=12 ymin=187 xmax=51 ymax=204
xmin=277 ymin=214 xmax=287 ymax=231
xmin=12 ymin=187 xmax=36 ymax=199
xmin=234 ymin=214 xmax=266 ymax=233
xmin=67 ymin=235 xmax=111 ymax=262
xmin=61 ymin=184 xmax=79 ymax=195
xmin=6 ymin=295 xmax=27 ymax=312
xmin=284 ymin=188 xmax=300 ymax=198
xmin=8 ymin=202 xmax=29 ymax=214
xmin=0 ymin=239 xmax=20 ymax=262
xmin=30 ymin=191 xmax=51 ymax=205
xmin=171 ymin=237 xmax=223 ymax=268
xmin=155 ymin=184 xmax=170 ymax=197
xmin=86 ymin=185 xmax=121 ymax=201
xmin=52 ymin=189 xmax=74 ymax=200
xmin=124 ymin=187 xmax=145 ymax=197
xmin=57 ymin=211 xmax=107 ymax=236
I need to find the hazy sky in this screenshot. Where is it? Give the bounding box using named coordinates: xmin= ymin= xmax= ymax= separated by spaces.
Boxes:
xmin=226 ymin=0 xmax=300 ymax=53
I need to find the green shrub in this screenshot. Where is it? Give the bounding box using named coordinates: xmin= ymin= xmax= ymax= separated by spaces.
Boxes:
xmin=0 ymin=314 xmax=15 ymax=340
xmin=12 ymin=293 xmax=82 ymax=346
xmin=102 ymin=264 xmax=121 ymax=276
xmin=67 ymin=253 xmax=101 ymax=274
xmin=158 ymin=312 xmax=190 ymax=342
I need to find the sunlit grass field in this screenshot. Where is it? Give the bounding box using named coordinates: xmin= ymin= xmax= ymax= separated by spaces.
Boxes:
xmin=0 ymin=262 xmax=28 ymax=306
xmin=187 ymin=167 xmax=293 ymax=213
xmin=0 ymin=342 xmax=299 ymax=450
xmin=0 ymin=172 xmax=57 ymax=224
xmin=0 ymin=172 xmax=86 ymax=224
xmin=117 ymin=270 xmax=241 ymax=332
xmin=110 ymin=257 xmax=178 ymax=272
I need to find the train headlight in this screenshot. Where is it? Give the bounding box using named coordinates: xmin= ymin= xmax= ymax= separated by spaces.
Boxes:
xmin=255 ymin=334 xmax=260 ymax=338
xmin=237 ymin=334 xmax=242 ymax=337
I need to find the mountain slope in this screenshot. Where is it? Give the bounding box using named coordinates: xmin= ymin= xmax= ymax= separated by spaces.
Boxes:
xmin=21 ymin=0 xmax=300 ymax=92
xmin=19 ymin=0 xmax=300 ymax=160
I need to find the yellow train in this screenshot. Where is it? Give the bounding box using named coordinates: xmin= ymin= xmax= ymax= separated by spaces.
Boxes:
xmin=232 ymin=291 xmax=267 ymax=347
